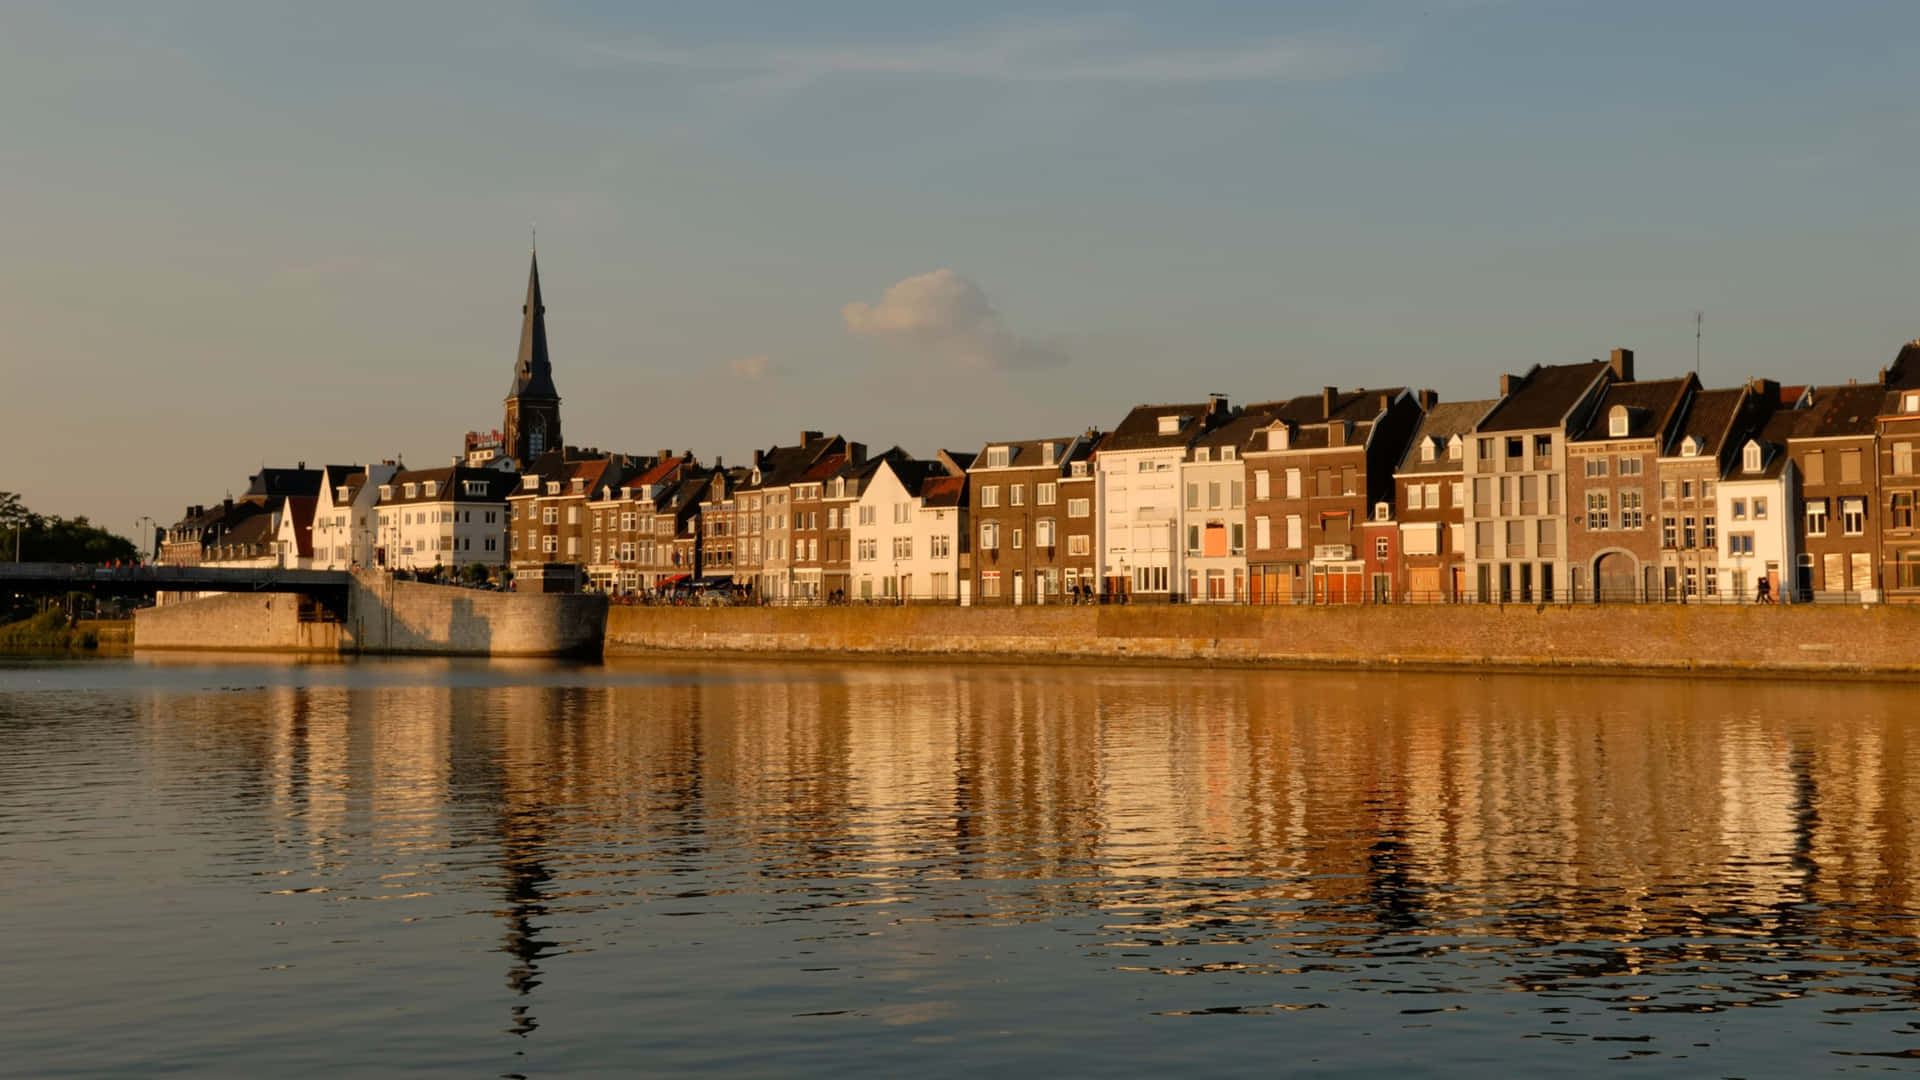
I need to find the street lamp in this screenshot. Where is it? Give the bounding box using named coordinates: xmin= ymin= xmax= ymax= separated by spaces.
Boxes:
xmin=134 ymin=516 xmax=154 ymax=564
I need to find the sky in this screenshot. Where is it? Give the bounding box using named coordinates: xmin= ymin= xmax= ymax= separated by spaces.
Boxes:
xmin=2 ymin=1 xmax=1915 ymax=537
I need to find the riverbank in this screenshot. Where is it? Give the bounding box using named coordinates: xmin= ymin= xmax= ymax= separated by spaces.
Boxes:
xmin=0 ymin=612 xmax=131 ymax=651
xmin=604 ymin=602 xmax=1920 ymax=676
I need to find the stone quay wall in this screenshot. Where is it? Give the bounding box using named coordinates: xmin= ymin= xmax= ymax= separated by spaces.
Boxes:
xmin=135 ymin=592 xmax=343 ymax=653
xmin=134 ymin=573 xmax=605 ymax=658
xmin=604 ymin=602 xmax=1920 ymax=676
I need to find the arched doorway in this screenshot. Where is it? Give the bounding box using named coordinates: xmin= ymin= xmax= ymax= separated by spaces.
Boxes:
xmin=1594 ymin=551 xmax=1638 ymax=602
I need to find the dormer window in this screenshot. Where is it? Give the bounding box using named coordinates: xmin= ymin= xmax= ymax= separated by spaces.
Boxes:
xmin=1420 ymin=438 xmax=1437 ymax=463
xmin=1681 ymin=436 xmax=1701 ymax=458
xmin=336 ymin=486 xmax=350 ymax=501
xmin=1193 ymin=447 xmax=1210 ymax=463
xmin=986 ymin=447 xmax=1010 ymax=468
xmin=1267 ymin=425 xmax=1291 ymax=451
xmin=1374 ymin=502 xmax=1391 ymax=522
xmin=464 ymin=480 xmax=485 ymax=496
xmin=1906 ymin=392 xmax=1920 ymax=414
xmin=545 ymin=481 xmax=561 ymax=495
xmin=422 ymin=481 xmax=438 ymax=498
xmin=1221 ymin=446 xmax=1236 ymax=461
xmin=1743 ymin=441 xmax=1763 ymax=473
xmin=404 ymin=483 xmax=418 ymax=499
xmin=570 ymin=478 xmax=585 ymax=493
xmin=751 ymin=469 xmax=761 ymax=485
xmin=1608 ymin=405 xmax=1630 ymax=438
xmin=378 ymin=485 xmax=393 ymax=499
xmin=1157 ymin=415 xmax=1182 ymax=436
xmin=1041 ymin=443 xmax=1058 ymax=466
xmin=1447 ymin=435 xmax=1462 ymax=460
xmin=1070 ymin=461 xmax=1089 ymax=478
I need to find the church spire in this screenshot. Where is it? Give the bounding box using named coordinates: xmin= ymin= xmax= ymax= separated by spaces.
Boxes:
xmin=511 ymin=251 xmax=558 ymax=399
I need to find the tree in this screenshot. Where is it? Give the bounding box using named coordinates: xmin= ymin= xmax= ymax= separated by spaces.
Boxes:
xmin=0 ymin=493 xmax=135 ymax=563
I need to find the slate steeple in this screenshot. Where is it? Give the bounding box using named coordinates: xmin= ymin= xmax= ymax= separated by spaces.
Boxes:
xmin=503 ymin=248 xmax=562 ymax=465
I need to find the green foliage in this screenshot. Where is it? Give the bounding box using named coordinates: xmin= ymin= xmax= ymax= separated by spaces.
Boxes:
xmin=0 ymin=492 xmax=137 ymax=563
xmin=0 ymin=608 xmax=99 ymax=650
xmin=462 ymin=562 xmax=491 ymax=585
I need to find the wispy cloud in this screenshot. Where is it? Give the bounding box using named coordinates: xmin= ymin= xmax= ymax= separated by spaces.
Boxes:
xmin=573 ymin=17 xmax=1394 ymax=90
xmin=844 ymin=269 xmax=1064 ymax=371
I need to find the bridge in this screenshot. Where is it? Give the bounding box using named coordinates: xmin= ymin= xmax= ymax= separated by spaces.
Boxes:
xmin=0 ymin=563 xmax=351 ymax=607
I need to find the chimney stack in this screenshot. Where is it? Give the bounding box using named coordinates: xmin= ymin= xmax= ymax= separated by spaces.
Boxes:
xmin=1610 ymin=347 xmax=1635 ymax=381
xmin=1419 ymin=389 xmax=1438 ymax=410
xmin=848 ymin=442 xmax=868 ymax=465
xmin=753 ymin=449 xmax=764 ymax=468
xmin=1322 ymin=386 xmax=1338 ymax=418
xmin=801 ymin=430 xmax=823 ymax=446
xmin=1499 ymin=373 xmax=1518 ymax=396
xmin=658 ymin=449 xmax=674 ymax=464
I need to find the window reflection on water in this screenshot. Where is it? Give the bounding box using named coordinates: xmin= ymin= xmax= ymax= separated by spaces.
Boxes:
xmin=6 ymin=656 xmax=1920 ymax=1075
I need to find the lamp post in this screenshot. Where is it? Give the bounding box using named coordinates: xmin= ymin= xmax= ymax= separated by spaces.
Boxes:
xmin=134 ymin=516 xmax=154 ymax=564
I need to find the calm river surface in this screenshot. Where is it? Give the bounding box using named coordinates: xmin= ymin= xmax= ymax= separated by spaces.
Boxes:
xmin=5 ymin=654 xmax=1920 ymax=1077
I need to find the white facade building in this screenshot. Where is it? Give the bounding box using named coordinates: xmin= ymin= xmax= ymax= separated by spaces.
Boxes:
xmin=1179 ymin=412 xmax=1269 ymax=602
xmin=310 ymin=462 xmax=398 ymax=571
xmin=1715 ymin=432 xmax=1798 ymax=602
xmin=850 ymin=458 xmax=967 ymax=602
xmin=1096 ymin=399 xmax=1229 ymax=601
xmin=374 ymin=466 xmax=514 ymax=574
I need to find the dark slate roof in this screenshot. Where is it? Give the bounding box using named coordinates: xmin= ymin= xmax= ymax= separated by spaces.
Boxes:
xmin=1796 ymin=383 xmax=1883 ymax=438
xmin=509 ymin=252 xmax=560 ymax=400
xmin=1664 ymin=386 xmax=1747 ymax=459
xmin=969 ymin=434 xmax=1097 ymax=473
xmin=1572 ymin=377 xmax=1692 ymax=444
xmin=282 ymin=496 xmax=318 ymax=558
xmin=1101 ymin=401 xmax=1227 ymax=452
xmin=382 ymin=466 xmax=519 ymax=505
xmin=1885 ymin=341 xmax=1920 ymax=391
xmin=1726 ymin=409 xmax=1799 ymax=481
xmin=245 ymin=467 xmax=326 ymax=499
xmin=1475 ymin=360 xmax=1610 ymax=433
xmin=1397 ymin=399 xmax=1498 ymax=475
xmin=1194 ymin=406 xmax=1283 ymax=452
xmin=751 ymin=435 xmax=842 ymax=489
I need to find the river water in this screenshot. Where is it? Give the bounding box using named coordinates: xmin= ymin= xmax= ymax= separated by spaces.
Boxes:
xmin=4 ymin=654 xmax=1919 ymax=1077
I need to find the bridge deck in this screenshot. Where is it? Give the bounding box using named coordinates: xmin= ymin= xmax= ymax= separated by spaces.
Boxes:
xmin=0 ymin=563 xmax=352 ymax=596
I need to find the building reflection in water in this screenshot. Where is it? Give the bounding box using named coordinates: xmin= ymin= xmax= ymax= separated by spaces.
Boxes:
xmin=136 ymin=657 xmax=1920 ymax=1025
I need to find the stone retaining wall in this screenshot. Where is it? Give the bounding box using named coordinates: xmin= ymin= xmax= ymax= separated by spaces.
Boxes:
xmin=604 ymin=602 xmax=1920 ymax=675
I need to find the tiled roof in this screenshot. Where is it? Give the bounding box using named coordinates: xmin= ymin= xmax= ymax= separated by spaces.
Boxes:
xmin=1102 ymin=401 xmax=1225 ymax=452
xmin=1726 ymin=409 xmax=1799 ymax=481
xmin=919 ymin=475 xmax=968 ymax=508
xmin=1476 ymin=360 xmax=1610 ymax=433
xmin=1572 ymin=378 xmax=1692 ymax=443
xmin=1795 ymin=383 xmax=1883 ymax=438
xmin=970 ymin=436 xmax=1084 ymax=472
xmin=282 ymin=496 xmax=317 ymax=557
xmin=1664 ymin=386 xmax=1746 ymax=459
xmin=382 ymin=466 xmax=517 ymax=505
xmin=1397 ymin=399 xmax=1498 ymax=475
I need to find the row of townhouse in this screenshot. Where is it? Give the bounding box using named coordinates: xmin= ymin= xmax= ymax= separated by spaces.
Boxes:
xmin=167 ymin=338 xmax=1920 ymax=604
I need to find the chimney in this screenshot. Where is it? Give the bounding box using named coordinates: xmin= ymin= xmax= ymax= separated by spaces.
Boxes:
xmin=1379 ymin=392 xmax=1393 ymax=413
xmin=848 ymin=442 xmax=868 ymax=465
xmin=753 ymin=449 xmax=764 ymax=467
xmin=1208 ymin=393 xmax=1230 ymax=419
xmin=658 ymin=449 xmax=674 ymax=464
xmin=1322 ymin=386 xmax=1338 ymax=418
xmin=297 ymin=461 xmax=305 ymax=470
xmin=1610 ymin=347 xmax=1635 ymax=381
xmin=1499 ymin=373 xmax=1518 ymax=396
xmin=1418 ymin=389 xmax=1438 ymax=410
xmin=800 ymin=430 xmax=823 ymax=446
xmin=714 ymin=455 xmax=723 ymax=470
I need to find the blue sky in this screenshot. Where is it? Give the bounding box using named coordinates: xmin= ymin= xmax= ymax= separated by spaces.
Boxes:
xmin=2 ymin=1 xmax=1915 ymax=533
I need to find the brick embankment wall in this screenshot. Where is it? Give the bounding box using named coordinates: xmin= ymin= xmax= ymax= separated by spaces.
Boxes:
xmin=134 ymin=593 xmax=342 ymax=653
xmin=342 ymin=572 xmax=606 ymax=658
xmin=604 ymin=603 xmax=1920 ymax=676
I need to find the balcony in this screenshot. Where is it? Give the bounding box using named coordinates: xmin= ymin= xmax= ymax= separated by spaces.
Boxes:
xmin=1312 ymin=544 xmax=1353 ymax=561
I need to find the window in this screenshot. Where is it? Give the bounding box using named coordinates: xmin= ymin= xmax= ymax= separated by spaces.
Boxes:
xmin=542 ymin=506 xmax=557 ymax=525
xmin=981 ymin=571 xmax=1001 ymax=597
xmin=1683 ymin=517 xmax=1697 ymax=549
xmin=1255 ymin=470 xmax=1270 ymax=499
xmin=1841 ymin=450 xmax=1862 ymax=485
xmin=1703 ymin=515 xmax=1716 ymax=549
xmin=1207 ymin=482 xmax=1222 ymax=509
xmin=566 ymin=506 xmax=580 ymax=525
xmin=1894 ymin=492 xmax=1915 ymax=530
xmin=1895 ymin=443 xmax=1915 ymax=476
xmin=1286 ymin=469 xmax=1302 ymax=498
xmin=1157 ymin=415 xmax=1181 ymax=435
xmin=1586 ymin=491 xmax=1610 ymax=530
xmin=1728 ymin=533 xmax=1755 ymax=556
xmin=1341 ymin=466 xmax=1357 ymax=495
xmin=1662 ymin=516 xmax=1677 ymax=548
xmin=1230 ymin=522 xmax=1245 ymax=554
xmin=1067 ymin=498 xmax=1090 ymax=518
xmin=1068 ymin=535 xmax=1091 ymax=556
xmin=1408 ymin=486 xmax=1424 ymax=511
xmin=1255 ymin=516 xmax=1271 ymax=549
xmin=542 ymin=535 xmax=557 ymax=553
xmin=1186 ymin=483 xmax=1200 ymax=510
xmin=1585 ymin=458 xmax=1609 ymax=478
xmin=980 ymin=522 xmax=999 ymax=550
xmin=1477 ymin=437 xmax=1494 ymax=462
xmin=1732 ymin=498 xmax=1747 ymax=520
xmin=1804 ymin=451 xmax=1825 ymax=486
xmin=1452 ymin=481 xmax=1466 ymax=508
xmin=1806 ymin=499 xmax=1828 ymax=536
xmin=1620 ymin=489 xmax=1644 ymax=529
xmin=1742 ymin=443 xmax=1763 ymax=472
xmin=1037 ymin=483 xmax=1057 ymax=505
xmin=1222 ymin=446 xmax=1237 ymax=462
xmin=1285 ymin=515 xmax=1303 ymax=549
xmin=1009 ymin=484 xmax=1025 ymax=506
xmin=1036 ymin=519 xmax=1056 ymax=546
xmin=1230 ymin=481 xmax=1244 ymax=508
xmin=980 ymin=485 xmax=999 ymax=508
xmin=1609 ymin=407 xmax=1630 ymax=438
xmin=1752 ymin=497 xmax=1767 ymax=520
xmin=1661 ymin=480 xmax=1676 ymax=501
xmin=1617 ymin=457 xmax=1642 ymax=476
xmin=1193 ymin=447 xmax=1210 ymax=463
xmin=1375 ymin=537 xmax=1390 ymax=560
xmin=1684 ymin=566 xmax=1698 ymax=597
xmin=1907 ymin=393 xmax=1920 ymax=414
xmin=1187 ymin=525 xmax=1201 ymax=554
xmin=1535 ymin=434 xmax=1553 ymax=458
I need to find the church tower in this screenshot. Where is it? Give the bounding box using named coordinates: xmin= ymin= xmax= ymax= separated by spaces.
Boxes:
xmin=503 ymin=249 xmax=562 ymax=466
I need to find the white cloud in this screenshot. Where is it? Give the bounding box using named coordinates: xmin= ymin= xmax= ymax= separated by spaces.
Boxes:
xmin=573 ymin=17 xmax=1393 ymax=90
xmin=730 ymin=353 xmax=772 ymax=379
xmin=843 ymin=269 xmax=1064 ymax=370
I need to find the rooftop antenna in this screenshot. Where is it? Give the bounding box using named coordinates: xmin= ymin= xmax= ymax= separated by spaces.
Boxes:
xmin=1694 ymin=311 xmax=1703 ymax=376
xmin=530 ymin=221 xmax=536 ymax=253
